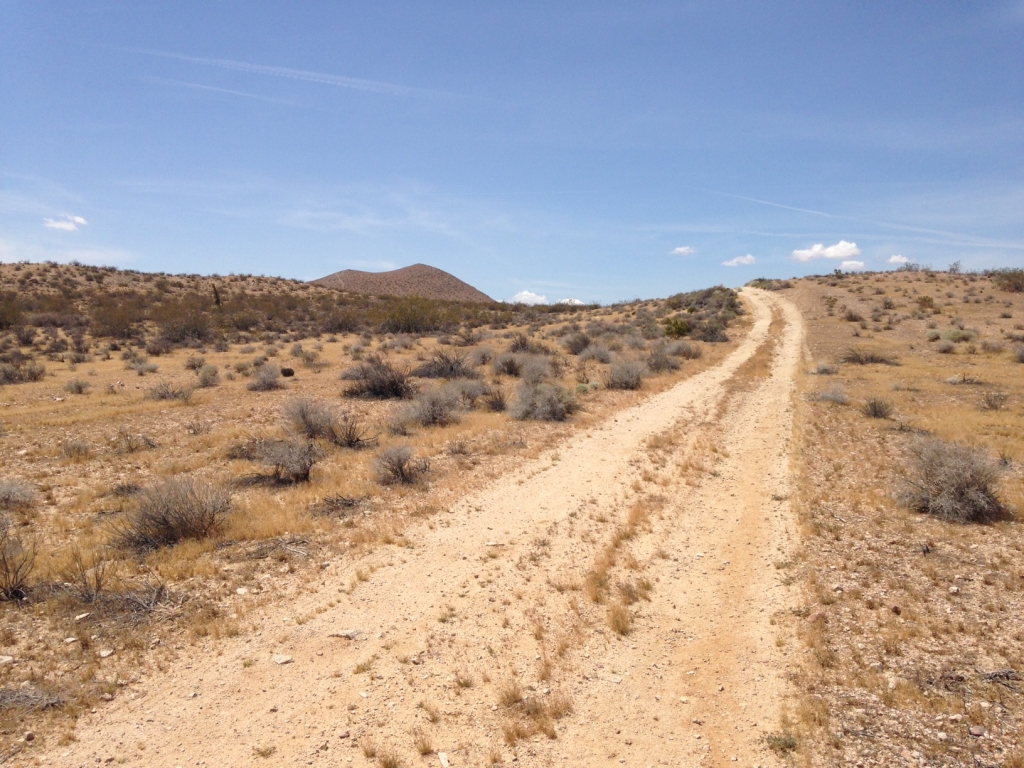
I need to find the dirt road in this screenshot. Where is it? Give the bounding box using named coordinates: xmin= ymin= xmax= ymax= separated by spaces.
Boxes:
xmin=38 ymin=288 xmax=804 ymax=768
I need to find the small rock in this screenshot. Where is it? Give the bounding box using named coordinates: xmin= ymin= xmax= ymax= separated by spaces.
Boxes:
xmin=937 ymin=732 xmax=948 ymax=741
xmin=99 ymin=649 xmax=114 ymax=659
xmin=891 ymin=605 xmax=902 ymax=616
xmin=0 ymin=656 xmax=14 ymax=666
xmin=969 ymin=725 xmax=985 ymax=737
xmin=718 ymin=685 xmax=725 ymax=692
xmin=24 ymin=731 xmax=34 ymax=742
xmin=269 ymin=706 xmax=278 ymax=712
xmin=438 ymin=753 xmax=451 ymax=768
xmin=272 ymin=655 xmax=294 ymax=665
xmin=807 ymin=612 xmax=827 ymax=624
xmin=75 ymin=612 xmax=91 ymax=622
xmin=236 ymin=587 xmax=249 ymax=595
xmin=64 ymin=637 xmax=77 ymax=644
xmin=100 ymin=693 xmax=113 ymax=702
xmin=949 ymin=586 xmax=960 ymax=595
xmin=605 ymin=675 xmax=623 ymax=684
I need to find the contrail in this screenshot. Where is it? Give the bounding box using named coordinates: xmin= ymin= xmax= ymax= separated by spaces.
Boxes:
xmin=128 ymin=48 xmax=461 ymax=100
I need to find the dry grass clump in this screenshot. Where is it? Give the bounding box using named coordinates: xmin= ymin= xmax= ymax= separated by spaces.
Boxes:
xmin=146 ymin=381 xmax=194 ymax=402
xmin=841 ymin=348 xmax=899 ymax=366
xmin=607 ymin=601 xmax=632 ymax=635
xmin=116 ymin=426 xmax=157 ymax=453
xmin=0 ymin=520 xmax=35 ymax=601
xmin=195 ymin=364 xmax=219 ymax=388
xmin=510 ymin=383 xmax=579 ymax=421
xmin=344 ymin=354 xmax=415 ymax=399
xmin=896 ymin=439 xmax=1010 ymax=523
xmin=62 ymin=439 xmax=91 ymax=461
xmin=230 ymin=437 xmax=325 ymax=483
xmin=563 ymin=332 xmax=591 ymax=355
xmin=247 ymin=364 xmax=284 ymax=391
xmin=808 ymin=386 xmax=848 ymax=405
xmin=646 ymin=345 xmax=680 ymax=373
xmin=860 ymin=397 xmax=894 ymax=419
xmin=979 ymin=390 xmax=1009 ymax=411
xmin=492 ymin=353 xmax=523 ymax=377
xmin=578 ymin=343 xmax=611 ymax=363
xmin=375 ymin=445 xmax=427 ymax=485
xmin=0 ymin=360 xmax=45 ymax=385
xmin=282 ymin=397 xmax=377 ymax=448
xmin=64 ymin=378 xmax=90 ymax=395
xmin=403 ymin=387 xmax=461 ymax=427
xmin=607 ymin=359 xmax=647 ymax=389
xmin=114 ymin=477 xmax=230 ymax=550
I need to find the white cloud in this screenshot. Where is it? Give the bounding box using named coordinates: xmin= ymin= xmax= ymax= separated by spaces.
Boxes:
xmin=888 ymin=254 xmax=909 ymax=264
xmin=841 ymin=260 xmax=866 ymax=270
xmin=558 ymin=298 xmax=584 ymax=305
xmin=791 ymin=240 xmax=861 ymax=262
xmin=722 ymin=254 xmax=756 ymax=267
xmin=671 ymin=246 xmax=695 ymax=256
xmin=512 ymin=290 xmax=548 ymax=305
xmin=43 ymin=214 xmax=88 ymax=231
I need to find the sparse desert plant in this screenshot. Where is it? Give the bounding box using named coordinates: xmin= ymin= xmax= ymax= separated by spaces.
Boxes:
xmin=808 ymin=387 xmax=848 ymax=405
xmin=563 ymin=332 xmax=591 ymax=355
xmin=814 ymin=363 xmax=838 ymax=375
xmin=62 ymin=439 xmax=91 ymax=461
xmin=1015 ymin=345 xmax=1024 ymax=364
xmin=413 ymin=350 xmax=476 ymax=379
xmin=980 ymin=391 xmax=1009 ymax=411
xmin=184 ymin=355 xmax=206 ymax=371
xmin=607 ymin=601 xmax=632 ymax=635
xmin=57 ymin=546 xmax=111 ymax=604
xmin=282 ymin=397 xmax=337 ymax=441
xmin=196 ymin=364 xmax=219 ymax=388
xmin=492 ymin=353 xmax=523 ymax=377
xmin=248 ymin=365 xmax=284 ymax=392
xmin=520 ymin=355 xmax=552 ymax=385
xmin=511 ymin=383 xmax=579 ymax=421
xmin=578 ymin=344 xmax=611 ymax=363
xmin=980 ymin=340 xmax=1004 ymax=354
xmin=64 ymin=378 xmax=90 ymax=395
xmin=0 ymin=524 xmax=34 ymax=601
xmin=666 ymin=340 xmax=702 ymax=359
xmin=332 ymin=411 xmax=379 ymax=449
xmin=991 ymin=267 xmax=1024 ymax=292
xmin=405 ymin=387 xmax=461 ymax=427
xmin=896 ymin=439 xmax=1009 ymax=523
xmin=607 ymin=359 xmax=646 ymax=390
xmin=115 ymin=477 xmax=230 ymax=550
xmin=146 ymin=382 xmax=194 ymax=402
xmin=936 ymin=339 xmax=955 ymax=354
xmin=116 ymin=426 xmax=156 ymax=453
xmin=0 ymin=480 xmax=36 ymax=510
xmin=376 ymin=445 xmax=427 ymax=485
xmin=860 ymin=397 xmax=894 ymax=419
xmin=344 ymin=354 xmax=415 ymax=399
xmin=484 ymin=385 xmax=508 ymax=412
xmin=256 ymin=439 xmax=325 ymax=483
xmin=841 ymin=348 xmax=899 ymax=365
xmin=646 ymin=346 xmax=679 ymax=372
xmin=0 ymin=360 xmax=46 ymax=384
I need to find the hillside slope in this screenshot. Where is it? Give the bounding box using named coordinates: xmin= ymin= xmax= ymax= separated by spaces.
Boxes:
xmin=311 ymin=263 xmax=494 ymax=303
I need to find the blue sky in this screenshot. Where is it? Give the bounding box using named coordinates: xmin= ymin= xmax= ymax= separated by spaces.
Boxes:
xmin=1 ymin=2 xmax=1022 ymax=303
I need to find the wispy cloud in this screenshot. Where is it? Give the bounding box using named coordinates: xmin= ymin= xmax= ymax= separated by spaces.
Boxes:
xmin=792 ymin=240 xmax=861 ymax=262
xmin=43 ymin=214 xmax=88 ymax=231
xmin=722 ymin=254 xmax=755 ymax=267
xmin=131 ymin=49 xmax=461 ymax=100
xmin=841 ymin=260 xmax=865 ymax=270
xmin=142 ymin=77 xmax=307 ymax=107
xmin=511 ymin=289 xmax=548 ymax=305
xmin=671 ymin=245 xmax=695 ymax=256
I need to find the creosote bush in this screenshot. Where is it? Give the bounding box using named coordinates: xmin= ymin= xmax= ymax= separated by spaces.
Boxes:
xmin=607 ymin=359 xmax=647 ymax=390
xmin=405 ymin=387 xmax=461 ymax=427
xmin=511 ymin=383 xmax=579 ymax=421
xmin=64 ymin=378 xmax=90 ymax=395
xmin=860 ymin=397 xmax=894 ymax=419
xmin=897 ymin=439 xmax=1010 ymax=523
xmin=116 ymin=477 xmax=230 ymax=550
xmin=196 ymin=364 xmax=219 ymax=388
xmin=0 ymin=521 xmax=34 ymax=601
xmin=413 ymin=350 xmax=476 ymax=379
xmin=146 ymin=382 xmax=194 ymax=402
xmin=841 ymin=348 xmax=899 ymax=366
xmin=0 ymin=480 xmax=36 ymax=510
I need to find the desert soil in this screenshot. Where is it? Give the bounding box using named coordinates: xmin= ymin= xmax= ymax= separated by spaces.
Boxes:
xmin=34 ymin=288 xmax=804 ymax=768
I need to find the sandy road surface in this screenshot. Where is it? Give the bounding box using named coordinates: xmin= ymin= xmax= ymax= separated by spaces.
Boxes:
xmin=36 ymin=289 xmax=804 ymax=768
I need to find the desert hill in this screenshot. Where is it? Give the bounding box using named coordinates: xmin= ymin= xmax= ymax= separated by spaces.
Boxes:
xmin=312 ymin=263 xmax=493 ymax=303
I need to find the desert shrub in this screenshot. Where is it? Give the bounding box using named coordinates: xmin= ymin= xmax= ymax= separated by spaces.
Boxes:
xmin=663 ymin=317 xmax=690 ymax=338
xmin=447 ymin=379 xmax=488 ymax=408
xmin=282 ymin=397 xmax=337 ymax=440
xmin=926 ymin=330 xmax=941 ymax=342
xmin=944 ymin=329 xmax=975 ymax=344
xmin=646 ymin=346 xmax=679 ymax=373
xmin=607 ymin=359 xmax=647 ymax=390
xmin=0 ymin=524 xmax=34 ymax=601
xmin=413 ymin=350 xmax=476 ymax=379
xmin=579 ymin=344 xmax=611 ymax=363
xmin=116 ymin=477 xmax=230 ymax=550
xmin=62 ymin=439 xmax=91 ymax=461
xmin=814 ymin=363 xmax=838 ymax=375
xmin=57 ymin=546 xmax=112 ymax=604
xmin=196 ymin=364 xmax=219 ymax=387
xmin=184 ymin=355 xmax=206 ymax=371
xmin=841 ymin=348 xmax=899 ymax=365
xmin=980 ymin=340 xmax=1004 ymax=354
xmin=0 ymin=480 xmax=35 ymax=510
xmin=469 ymin=347 xmax=493 ymax=367
xmin=146 ymin=382 xmax=194 ymax=402
xmin=332 ymin=411 xmax=379 ymax=449
xmin=257 ymin=440 xmax=325 ymax=483
xmin=248 ymin=365 xmax=284 ymax=391
xmin=521 ymin=356 xmax=553 ymax=385
xmin=64 ymin=378 xmax=90 ymax=395
xmin=484 ymin=385 xmax=508 ymax=412
xmin=980 ymin=391 xmax=1009 ymax=411
xmin=509 ymin=333 xmax=533 ymax=353
xmin=808 ymin=387 xmax=848 ymax=405
xmin=344 ymin=354 xmax=415 ymax=399
xmin=860 ymin=398 xmax=894 ymax=419
xmin=936 ymin=340 xmax=955 ymax=354
xmin=116 ymin=427 xmax=156 ymax=453
xmin=666 ymin=340 xmax=702 ymax=359
xmin=493 ymin=353 xmax=523 ymax=377
xmin=405 ymin=387 xmax=461 ymax=427
xmin=0 ymin=361 xmax=46 ymax=385
xmin=1015 ymin=346 xmax=1024 ymax=364
xmin=991 ymin=268 xmax=1024 ymax=293
xmin=844 ymin=309 xmax=864 ymax=322
xmin=376 ymin=445 xmax=427 ymax=484
xmin=563 ymin=332 xmax=591 ymax=355
xmin=511 ymin=383 xmax=579 ymax=421
xmin=897 ymin=439 xmax=1009 ymax=523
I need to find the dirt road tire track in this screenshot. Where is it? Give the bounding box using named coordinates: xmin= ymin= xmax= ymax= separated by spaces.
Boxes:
xmin=37 ymin=288 xmax=803 ymax=768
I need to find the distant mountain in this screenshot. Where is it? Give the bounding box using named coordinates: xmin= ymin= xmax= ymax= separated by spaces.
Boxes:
xmin=311 ymin=263 xmax=494 ymax=303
